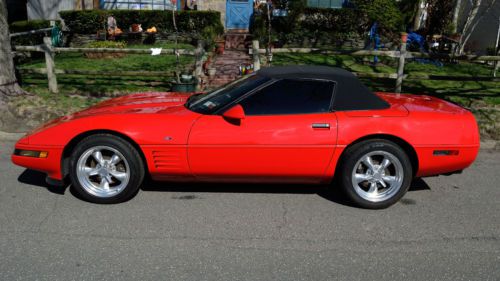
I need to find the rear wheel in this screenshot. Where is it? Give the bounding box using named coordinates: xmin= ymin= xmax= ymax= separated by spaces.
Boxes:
xmin=339 ymin=139 xmax=412 ymax=209
xmin=69 ymin=134 xmax=144 ymax=204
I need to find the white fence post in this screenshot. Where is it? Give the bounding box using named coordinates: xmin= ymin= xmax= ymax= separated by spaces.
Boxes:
xmin=252 ymin=40 xmax=260 ymax=71
xmin=395 ymin=34 xmax=407 ymax=93
xmin=194 ymin=40 xmax=204 ymax=90
xmin=42 ymin=36 xmax=58 ymax=93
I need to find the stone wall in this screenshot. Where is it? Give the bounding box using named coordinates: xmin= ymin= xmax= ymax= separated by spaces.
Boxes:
xmin=197 ymin=0 xmax=226 ymax=29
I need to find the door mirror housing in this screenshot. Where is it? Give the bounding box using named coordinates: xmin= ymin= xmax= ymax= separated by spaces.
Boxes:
xmin=222 ymin=104 xmax=245 ymax=120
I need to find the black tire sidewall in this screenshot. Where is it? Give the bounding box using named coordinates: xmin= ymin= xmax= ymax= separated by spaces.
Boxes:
xmin=339 ymin=140 xmax=413 ymax=209
xmin=69 ymin=134 xmax=145 ymax=204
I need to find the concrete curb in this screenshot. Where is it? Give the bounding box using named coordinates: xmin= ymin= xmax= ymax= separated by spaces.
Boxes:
xmin=0 ymin=132 xmax=25 ymax=142
xmin=480 ymin=140 xmax=498 ymax=150
xmin=0 ymin=131 xmax=497 ymax=150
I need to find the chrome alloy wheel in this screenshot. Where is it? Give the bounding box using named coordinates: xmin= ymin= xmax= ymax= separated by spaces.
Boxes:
xmin=76 ymin=146 xmax=130 ymax=198
xmin=351 ymin=150 xmax=404 ymax=203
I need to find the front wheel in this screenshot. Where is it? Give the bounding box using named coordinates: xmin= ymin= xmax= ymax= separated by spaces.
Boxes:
xmin=339 ymin=140 xmax=413 ymax=209
xmin=69 ymin=134 xmax=145 ymax=204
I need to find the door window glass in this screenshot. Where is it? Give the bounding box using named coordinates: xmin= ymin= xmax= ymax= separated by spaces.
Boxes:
xmin=240 ymin=79 xmax=335 ymax=115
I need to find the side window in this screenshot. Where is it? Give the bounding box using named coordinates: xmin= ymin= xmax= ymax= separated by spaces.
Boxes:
xmin=240 ymin=79 xmax=335 ymax=115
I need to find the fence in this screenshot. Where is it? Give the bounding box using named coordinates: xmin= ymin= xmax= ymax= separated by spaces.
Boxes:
xmin=250 ymin=40 xmax=500 ymax=93
xmin=10 ymin=28 xmax=52 ymax=38
xmin=13 ymin=37 xmax=500 ymax=93
xmin=13 ymin=37 xmax=204 ymax=93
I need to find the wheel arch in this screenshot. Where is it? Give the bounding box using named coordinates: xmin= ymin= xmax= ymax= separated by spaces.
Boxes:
xmin=61 ymin=129 xmax=149 ymax=179
xmin=338 ymin=134 xmax=419 ymax=177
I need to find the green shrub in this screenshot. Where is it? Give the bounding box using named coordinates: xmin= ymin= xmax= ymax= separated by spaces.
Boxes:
xmin=9 ymin=20 xmax=59 ymax=46
xmin=84 ymin=40 xmax=127 ymax=48
xmin=252 ymin=7 xmax=364 ymax=47
xmin=9 ymin=20 xmax=53 ymax=33
xmin=252 ymin=1 xmax=403 ymax=47
xmin=300 ymin=8 xmax=363 ymax=36
xmin=59 ymin=10 xmax=224 ymax=35
xmin=351 ymin=0 xmax=403 ymax=33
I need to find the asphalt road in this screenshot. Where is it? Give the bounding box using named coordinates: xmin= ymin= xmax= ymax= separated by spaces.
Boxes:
xmin=0 ymin=137 xmax=499 ymax=281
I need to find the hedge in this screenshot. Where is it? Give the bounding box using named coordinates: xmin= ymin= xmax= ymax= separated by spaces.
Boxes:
xmin=9 ymin=20 xmax=53 ymax=33
xmin=252 ymin=7 xmax=364 ymax=47
xmin=252 ymin=5 xmax=400 ymax=47
xmin=300 ymin=8 xmax=363 ymax=36
xmin=59 ymin=10 xmax=224 ymax=35
xmin=9 ymin=20 xmax=57 ymax=46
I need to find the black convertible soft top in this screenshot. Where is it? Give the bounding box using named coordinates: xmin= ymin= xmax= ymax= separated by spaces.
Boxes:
xmin=257 ymin=65 xmax=389 ymax=111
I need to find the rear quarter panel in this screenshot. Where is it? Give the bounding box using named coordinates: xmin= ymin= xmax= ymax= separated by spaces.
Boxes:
xmin=333 ymin=94 xmax=479 ymax=177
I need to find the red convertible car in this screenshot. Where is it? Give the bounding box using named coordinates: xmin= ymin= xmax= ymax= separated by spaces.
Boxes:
xmin=12 ymin=66 xmax=479 ymax=208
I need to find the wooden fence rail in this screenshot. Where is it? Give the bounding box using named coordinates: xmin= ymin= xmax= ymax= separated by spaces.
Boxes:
xmin=14 ymin=45 xmax=197 ymax=55
xmin=13 ymin=37 xmax=203 ymax=93
xmin=14 ymin=37 xmax=500 ymax=94
xmin=249 ymin=47 xmax=500 ymax=61
xmin=10 ymin=28 xmax=52 ymax=38
xmin=17 ymin=68 xmax=179 ymax=77
xmin=250 ymin=40 xmax=500 ymax=92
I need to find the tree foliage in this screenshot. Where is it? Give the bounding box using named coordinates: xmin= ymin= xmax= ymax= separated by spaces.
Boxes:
xmin=398 ymin=0 xmax=420 ymax=30
xmin=351 ymin=0 xmax=403 ymax=32
xmin=424 ymin=0 xmax=455 ymax=35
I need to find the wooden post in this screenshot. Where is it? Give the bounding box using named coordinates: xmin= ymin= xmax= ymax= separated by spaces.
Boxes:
xmin=395 ymin=33 xmax=407 ymax=93
xmin=252 ymin=40 xmax=260 ymax=71
xmin=42 ymin=36 xmax=58 ymax=93
xmin=194 ymin=40 xmax=204 ymax=90
xmin=493 ymin=16 xmax=500 ymax=77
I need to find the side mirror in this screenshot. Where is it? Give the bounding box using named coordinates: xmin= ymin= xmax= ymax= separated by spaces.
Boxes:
xmin=222 ymin=104 xmax=245 ymax=120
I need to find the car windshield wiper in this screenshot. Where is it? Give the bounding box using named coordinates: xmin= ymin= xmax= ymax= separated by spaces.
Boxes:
xmin=185 ymin=93 xmax=203 ymax=108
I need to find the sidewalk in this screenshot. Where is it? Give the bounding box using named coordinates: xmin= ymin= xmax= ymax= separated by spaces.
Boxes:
xmin=0 ymin=132 xmax=24 ymax=141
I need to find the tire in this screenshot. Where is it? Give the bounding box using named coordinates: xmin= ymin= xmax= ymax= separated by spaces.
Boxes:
xmin=69 ymin=134 xmax=145 ymax=204
xmin=339 ymin=139 xmax=413 ymax=209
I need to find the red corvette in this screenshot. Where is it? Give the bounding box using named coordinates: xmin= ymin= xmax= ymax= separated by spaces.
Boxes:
xmin=12 ymin=66 xmax=479 ymax=208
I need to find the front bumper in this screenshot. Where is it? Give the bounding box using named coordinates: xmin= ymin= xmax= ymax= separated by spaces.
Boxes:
xmin=11 ymin=143 xmax=64 ymax=180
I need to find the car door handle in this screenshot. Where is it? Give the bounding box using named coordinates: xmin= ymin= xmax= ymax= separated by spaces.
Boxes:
xmin=311 ymin=123 xmax=330 ymax=129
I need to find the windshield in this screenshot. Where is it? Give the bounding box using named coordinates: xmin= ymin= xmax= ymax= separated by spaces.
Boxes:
xmin=186 ymin=74 xmax=270 ymax=114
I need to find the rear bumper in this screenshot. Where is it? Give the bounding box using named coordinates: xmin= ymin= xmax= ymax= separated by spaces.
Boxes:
xmin=11 ymin=144 xmax=64 ymax=180
xmin=415 ymin=144 xmax=479 ymax=177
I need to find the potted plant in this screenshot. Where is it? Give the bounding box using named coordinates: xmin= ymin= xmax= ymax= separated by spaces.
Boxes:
xmin=171 ymin=71 xmax=197 ymax=92
xmin=400 ymin=32 xmax=408 ymax=44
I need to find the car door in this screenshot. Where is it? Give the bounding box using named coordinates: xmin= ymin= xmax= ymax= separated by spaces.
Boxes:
xmin=187 ymin=78 xmax=338 ymax=183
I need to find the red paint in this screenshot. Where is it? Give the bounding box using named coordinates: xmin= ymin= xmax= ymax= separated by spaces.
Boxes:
xmin=222 ymin=104 xmax=246 ymax=120
xmin=12 ymin=91 xmax=479 ymax=183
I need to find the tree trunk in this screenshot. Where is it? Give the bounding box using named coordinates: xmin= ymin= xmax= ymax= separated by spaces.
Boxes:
xmin=452 ymin=0 xmax=463 ymax=34
xmin=0 ymin=0 xmax=30 ymax=132
xmin=413 ymin=0 xmax=426 ymax=31
xmin=458 ymin=0 xmax=497 ymax=54
xmin=0 ymin=0 xmax=25 ymax=100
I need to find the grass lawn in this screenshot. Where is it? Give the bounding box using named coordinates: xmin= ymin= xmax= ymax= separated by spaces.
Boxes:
xmin=11 ymin=42 xmax=197 ymax=123
xmin=17 ymin=43 xmax=196 ymax=96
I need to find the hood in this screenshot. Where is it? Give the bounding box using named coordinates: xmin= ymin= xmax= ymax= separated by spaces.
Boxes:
xmin=23 ymin=92 xmax=197 ymax=138
xmin=77 ymin=92 xmax=194 ymax=116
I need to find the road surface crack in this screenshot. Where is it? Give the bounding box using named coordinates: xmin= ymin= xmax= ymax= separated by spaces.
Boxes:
xmin=277 ymin=200 xmax=289 ymax=233
xmin=34 ymin=197 xmax=58 ymax=231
